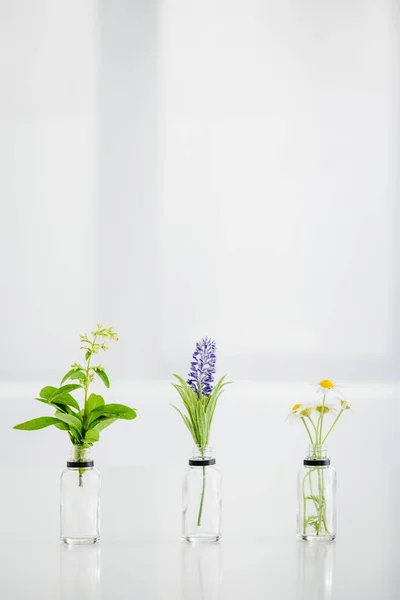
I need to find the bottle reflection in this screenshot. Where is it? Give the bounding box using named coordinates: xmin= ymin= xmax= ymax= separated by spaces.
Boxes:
xmin=60 ymin=544 xmax=101 ymax=600
xmin=297 ymin=541 xmax=335 ymax=600
xmin=181 ymin=541 xmax=222 ymax=600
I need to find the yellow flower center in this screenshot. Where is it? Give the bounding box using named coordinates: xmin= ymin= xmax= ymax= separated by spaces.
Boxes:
xmin=319 ymin=379 xmax=334 ymax=389
xmin=316 ymin=405 xmax=331 ymax=414
xmin=300 ymin=407 xmax=313 ymax=417
xmin=292 ymin=403 xmax=303 ymax=412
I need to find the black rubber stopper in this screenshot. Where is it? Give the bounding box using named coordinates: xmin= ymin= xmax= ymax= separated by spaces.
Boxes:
xmin=67 ymin=461 xmax=94 ymax=468
xmin=303 ymin=459 xmax=330 ymax=466
xmin=188 ymin=458 xmax=216 ymax=466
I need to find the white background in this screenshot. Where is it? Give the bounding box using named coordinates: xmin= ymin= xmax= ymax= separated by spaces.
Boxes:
xmin=0 ymin=0 xmax=398 ymax=382
xmin=0 ymin=3 xmax=399 ymax=596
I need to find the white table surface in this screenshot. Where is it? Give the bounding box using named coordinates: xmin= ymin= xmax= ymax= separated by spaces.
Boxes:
xmin=2 ymin=381 xmax=399 ymax=598
xmin=1 ymin=533 xmax=398 ymax=599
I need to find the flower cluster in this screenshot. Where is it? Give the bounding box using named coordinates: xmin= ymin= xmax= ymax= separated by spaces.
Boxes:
xmin=187 ymin=336 xmax=217 ymax=397
xmin=286 ymin=379 xmax=352 ymax=445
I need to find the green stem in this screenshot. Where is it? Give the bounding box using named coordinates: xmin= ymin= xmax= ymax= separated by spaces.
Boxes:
xmin=316 ymin=394 xmax=326 ymax=448
xmin=306 ymin=416 xmax=318 ymax=438
xmin=321 ymin=469 xmax=330 ymax=534
xmin=197 ymin=465 xmax=206 ymax=527
xmin=322 ymin=410 xmax=344 ymax=444
xmin=302 ymin=466 xmax=319 ymax=535
xmin=301 ymin=417 xmax=314 ymax=444
xmin=316 ymin=467 xmax=323 ymax=534
xmin=83 ymin=334 xmax=97 ymax=422
xmin=302 ymin=470 xmax=308 ymax=534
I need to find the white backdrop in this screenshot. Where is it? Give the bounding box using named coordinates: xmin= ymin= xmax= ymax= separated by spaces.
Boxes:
xmin=0 ymin=0 xmax=398 ymax=382
xmin=0 ymin=0 xmax=400 ymax=547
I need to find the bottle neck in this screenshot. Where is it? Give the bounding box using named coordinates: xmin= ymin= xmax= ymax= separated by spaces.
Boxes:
xmin=304 ymin=445 xmax=330 ymax=467
xmin=67 ymin=445 xmax=94 ymax=468
xmin=189 ymin=445 xmax=216 ymax=467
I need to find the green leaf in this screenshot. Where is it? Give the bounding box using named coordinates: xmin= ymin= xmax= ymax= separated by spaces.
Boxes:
xmin=52 ymin=393 xmax=80 ymax=411
xmin=36 ymin=397 xmax=74 ymax=415
xmin=93 ymin=418 xmax=116 ymax=433
xmin=171 ymin=373 xmax=230 ymax=447
xmin=84 ymin=429 xmax=100 ymax=443
xmin=70 ymin=371 xmax=86 ymax=381
xmin=54 ymin=422 xmax=70 ymax=430
xmin=54 ymin=411 xmax=83 ymax=439
xmin=60 ymin=368 xmax=86 ymax=385
xmin=38 ymin=392 xmax=80 ymax=412
xmin=14 ymin=417 xmax=69 ymax=431
xmin=86 ymin=393 xmax=104 ymax=415
xmin=39 ymin=385 xmax=81 ymax=411
xmin=87 ymin=403 xmax=136 ymax=429
xmin=171 ymin=404 xmax=195 ymax=439
xmin=93 ymin=367 xmax=110 ymax=388
xmin=39 ymin=386 xmax=58 ymax=400
xmin=57 ymin=384 xmax=82 ymax=395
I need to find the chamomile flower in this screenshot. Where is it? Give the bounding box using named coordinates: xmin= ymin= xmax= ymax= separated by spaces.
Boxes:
xmin=286 ymin=403 xmax=314 ymax=424
xmin=314 ymin=403 xmax=339 ymax=417
xmin=340 ymin=399 xmax=352 ymax=411
xmin=316 ymin=379 xmax=343 ymax=398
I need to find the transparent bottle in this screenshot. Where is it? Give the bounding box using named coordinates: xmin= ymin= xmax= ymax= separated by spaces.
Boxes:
xmin=297 ymin=445 xmax=336 ymax=541
xmin=182 ymin=445 xmax=221 ymax=542
xmin=60 ymin=446 xmax=100 ymax=545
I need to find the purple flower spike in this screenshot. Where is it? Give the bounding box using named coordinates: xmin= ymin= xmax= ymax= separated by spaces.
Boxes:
xmin=187 ymin=337 xmax=217 ymax=397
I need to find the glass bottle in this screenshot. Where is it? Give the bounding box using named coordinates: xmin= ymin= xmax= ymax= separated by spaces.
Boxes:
xmin=182 ymin=445 xmax=222 ymax=542
xmin=60 ymin=446 xmax=100 ymax=544
xmin=297 ymin=445 xmax=336 ymax=541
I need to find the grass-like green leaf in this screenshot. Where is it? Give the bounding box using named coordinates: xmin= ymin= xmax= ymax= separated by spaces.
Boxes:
xmin=171 ymin=374 xmax=230 ymax=450
xmin=171 ymin=404 xmax=195 ymax=438
xmin=86 ymin=393 xmax=104 ymax=415
xmin=93 ymin=367 xmax=110 ymax=388
xmin=14 ymin=417 xmax=70 ymax=431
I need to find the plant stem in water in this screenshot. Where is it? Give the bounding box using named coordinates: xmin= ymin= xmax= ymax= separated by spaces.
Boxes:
xmin=197 ymin=465 xmax=206 ymax=526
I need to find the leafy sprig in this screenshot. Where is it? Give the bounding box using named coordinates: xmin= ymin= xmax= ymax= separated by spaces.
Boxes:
xmin=14 ymin=324 xmax=136 ymax=446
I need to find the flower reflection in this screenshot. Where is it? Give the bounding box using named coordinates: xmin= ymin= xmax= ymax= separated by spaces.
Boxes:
xmin=297 ymin=541 xmax=336 ymax=600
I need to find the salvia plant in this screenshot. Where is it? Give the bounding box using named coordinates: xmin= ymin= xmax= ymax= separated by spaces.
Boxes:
xmin=286 ymin=379 xmax=352 ymax=536
xmin=14 ymin=324 xmax=137 ymax=452
xmin=171 ymin=336 xmax=230 ymax=525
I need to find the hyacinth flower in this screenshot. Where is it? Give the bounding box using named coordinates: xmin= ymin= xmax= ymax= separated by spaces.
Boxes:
xmin=171 ymin=337 xmax=230 ymax=528
xmin=286 ymin=379 xmax=352 ymax=540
